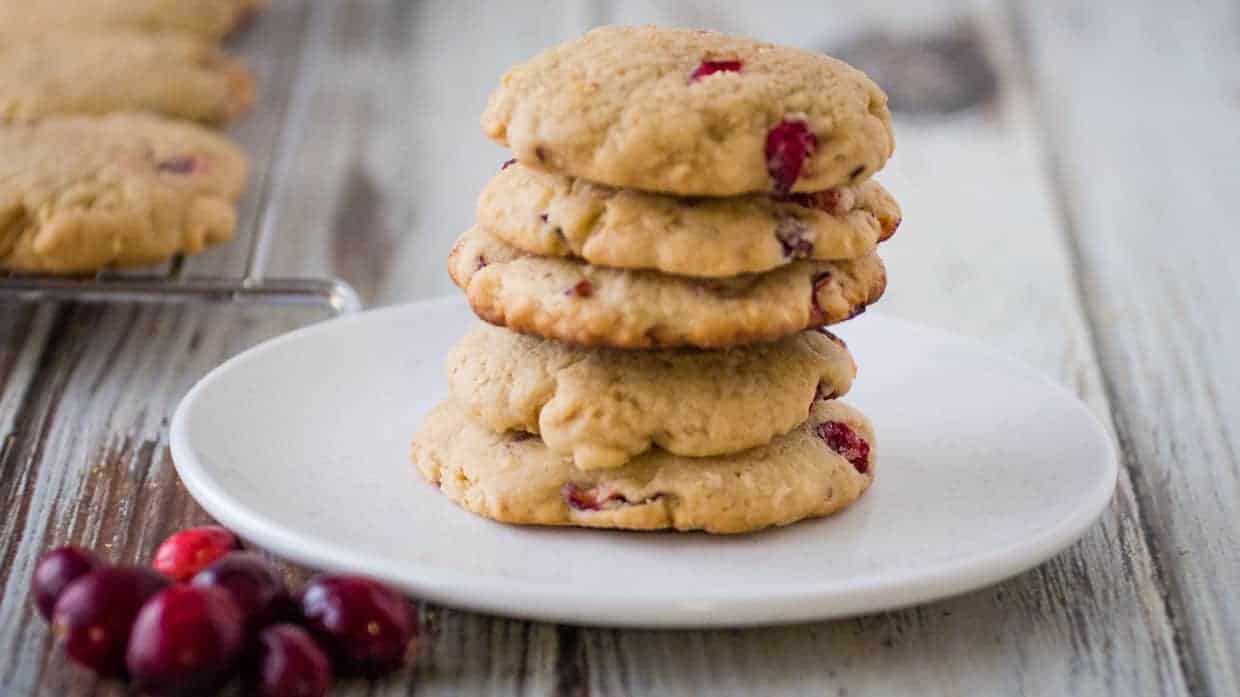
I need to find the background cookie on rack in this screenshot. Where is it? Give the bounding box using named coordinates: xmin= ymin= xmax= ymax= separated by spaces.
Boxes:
xmin=0 ymin=33 xmax=255 ymax=125
xmin=0 ymin=113 xmax=248 ymax=273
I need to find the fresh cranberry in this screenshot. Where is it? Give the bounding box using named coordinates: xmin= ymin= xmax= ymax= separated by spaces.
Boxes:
xmin=192 ymin=552 xmax=293 ymax=636
xmin=500 ymin=158 xmax=517 ymax=170
xmin=152 ymin=525 xmax=238 ymax=582
xmin=816 ymin=421 xmax=871 ymax=473
xmin=245 ymin=624 xmax=334 ymax=697
xmin=562 ymin=483 xmax=624 ymax=511
xmin=300 ymin=576 xmax=415 ymax=677
xmin=689 ymin=59 xmax=742 ymax=82
xmin=126 ymin=585 xmax=245 ymax=697
xmin=51 ymin=566 xmax=169 ymax=677
xmin=157 ymin=156 xmax=197 ymax=174
xmin=765 ymin=120 xmax=817 ymax=194
xmin=775 ymin=218 xmax=813 ymax=258
xmin=565 ymin=280 xmax=593 ymax=297
xmin=32 ymin=547 xmax=102 ymax=621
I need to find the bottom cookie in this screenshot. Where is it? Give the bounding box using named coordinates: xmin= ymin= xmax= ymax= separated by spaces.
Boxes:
xmin=411 ymin=399 xmax=875 ymax=534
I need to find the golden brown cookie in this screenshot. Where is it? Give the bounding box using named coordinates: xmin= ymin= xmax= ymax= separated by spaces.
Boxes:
xmin=0 ymin=114 xmax=248 ymax=273
xmin=0 ymin=0 xmax=264 ymax=40
xmin=0 ymin=33 xmax=254 ymax=125
xmin=447 ymin=226 xmax=885 ymax=349
xmin=412 ymin=398 xmax=876 ymax=534
xmin=482 ymin=26 xmax=893 ymax=196
xmin=448 ymin=322 xmax=856 ymax=469
xmin=479 ymin=163 xmax=900 ymax=277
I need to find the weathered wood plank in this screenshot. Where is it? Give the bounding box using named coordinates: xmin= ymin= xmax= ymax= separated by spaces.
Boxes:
xmin=1018 ymin=0 xmax=1240 ymax=694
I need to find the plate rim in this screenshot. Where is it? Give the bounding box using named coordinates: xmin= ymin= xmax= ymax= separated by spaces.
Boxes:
xmin=170 ymin=295 xmax=1119 ymax=628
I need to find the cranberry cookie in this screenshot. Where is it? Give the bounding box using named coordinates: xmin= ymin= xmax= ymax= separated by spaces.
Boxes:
xmin=482 ymin=26 xmax=893 ymax=196
xmin=0 ymin=33 xmax=254 ymax=125
xmin=479 ymin=163 xmax=900 ymax=277
xmin=448 ymin=322 xmax=856 ymax=469
xmin=412 ymin=398 xmax=876 ymax=534
xmin=0 ymin=0 xmax=264 ymax=39
xmin=447 ymin=226 xmax=886 ymax=349
xmin=0 ymin=114 xmax=248 ymax=273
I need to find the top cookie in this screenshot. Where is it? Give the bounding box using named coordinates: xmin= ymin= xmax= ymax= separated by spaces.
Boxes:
xmin=0 ymin=33 xmax=255 ymax=125
xmin=482 ymin=26 xmax=894 ymax=196
xmin=0 ymin=0 xmax=263 ymax=39
xmin=0 ymin=113 xmax=248 ymax=273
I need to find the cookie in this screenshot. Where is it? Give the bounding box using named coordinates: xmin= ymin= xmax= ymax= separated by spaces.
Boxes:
xmin=0 ymin=33 xmax=255 ymax=125
xmin=447 ymin=226 xmax=885 ymax=349
xmin=482 ymin=26 xmax=893 ymax=196
xmin=413 ymin=398 xmax=875 ymax=534
xmin=0 ymin=0 xmax=263 ymax=40
xmin=0 ymin=114 xmax=248 ymax=274
xmin=479 ymin=163 xmax=900 ymax=278
xmin=448 ymin=322 xmax=856 ymax=469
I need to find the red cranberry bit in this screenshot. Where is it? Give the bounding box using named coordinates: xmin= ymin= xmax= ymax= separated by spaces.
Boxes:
xmin=152 ymin=525 xmax=239 ymax=582
xmin=192 ymin=552 xmax=293 ymax=636
xmin=562 ymin=483 xmax=626 ymax=511
xmin=126 ymin=585 xmax=245 ymax=697
xmin=157 ymin=156 xmax=198 ymax=174
xmin=245 ymin=624 xmax=334 ymax=697
xmin=539 ymin=213 xmax=549 ymax=223
xmin=765 ymin=119 xmax=817 ymax=194
xmin=475 ymin=255 xmax=488 ymax=271
xmin=816 ymin=421 xmax=871 ymax=473
xmin=500 ymin=158 xmax=517 ymax=170
xmin=779 ymin=192 xmax=818 ymax=208
xmin=32 ymin=547 xmax=102 ymax=621
xmin=689 ymin=59 xmax=742 ymax=82
xmin=775 ymin=218 xmax=813 ymax=259
xmin=565 ymin=279 xmax=593 ymax=297
xmin=809 ymin=271 xmax=832 ymax=322
xmin=51 ymin=566 xmax=169 ymax=677
xmin=300 ymin=575 xmax=415 ymax=678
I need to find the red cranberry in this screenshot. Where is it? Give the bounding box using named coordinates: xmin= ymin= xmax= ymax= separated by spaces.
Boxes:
xmin=126 ymin=585 xmax=245 ymax=697
xmin=300 ymin=576 xmax=415 ymax=677
xmin=51 ymin=566 xmax=169 ymax=677
xmin=765 ymin=119 xmax=817 ymax=194
xmin=689 ymin=59 xmax=742 ymax=82
xmin=500 ymin=158 xmax=517 ymax=170
xmin=157 ymin=156 xmax=197 ymax=174
xmin=562 ymin=483 xmax=624 ymax=511
xmin=809 ymin=271 xmax=833 ymax=322
xmin=32 ymin=547 xmax=102 ymax=621
xmin=152 ymin=525 xmax=238 ymax=582
xmin=192 ymin=552 xmax=293 ymax=636
xmin=245 ymin=624 xmax=334 ymax=697
xmin=565 ymin=280 xmax=593 ymax=297
xmin=775 ymin=218 xmax=813 ymax=258
xmin=816 ymin=421 xmax=871 ymax=473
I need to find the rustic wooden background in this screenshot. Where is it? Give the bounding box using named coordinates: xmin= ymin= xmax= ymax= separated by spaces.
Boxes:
xmin=2 ymin=0 xmax=1237 ymax=694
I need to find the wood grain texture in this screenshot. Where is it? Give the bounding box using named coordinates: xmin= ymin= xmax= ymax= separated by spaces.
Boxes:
xmin=0 ymin=0 xmax=1231 ymax=694
xmin=1018 ymin=0 xmax=1240 ymax=693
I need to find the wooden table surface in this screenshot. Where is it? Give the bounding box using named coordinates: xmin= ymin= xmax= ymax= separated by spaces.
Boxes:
xmin=2 ymin=1 xmax=1237 ymax=694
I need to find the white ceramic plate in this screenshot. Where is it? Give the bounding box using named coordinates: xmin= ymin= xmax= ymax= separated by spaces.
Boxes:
xmin=171 ymin=296 xmax=1117 ymax=628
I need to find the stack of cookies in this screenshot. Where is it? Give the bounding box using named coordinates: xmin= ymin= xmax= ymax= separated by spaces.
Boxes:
xmin=0 ymin=0 xmax=260 ymax=273
xmin=412 ymin=26 xmax=900 ymax=534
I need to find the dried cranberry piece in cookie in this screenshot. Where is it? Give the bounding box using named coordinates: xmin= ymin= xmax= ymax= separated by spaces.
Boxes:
xmin=775 ymin=218 xmax=813 ymax=259
xmin=689 ymin=59 xmax=742 ymax=82
xmin=564 ymin=280 xmax=593 ymax=297
xmin=816 ymin=421 xmax=871 ymax=473
xmin=157 ymin=156 xmax=198 ymax=174
xmin=809 ymin=271 xmax=832 ymax=322
xmin=765 ymin=120 xmax=817 ymax=194
xmin=562 ymin=483 xmax=624 ymax=511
